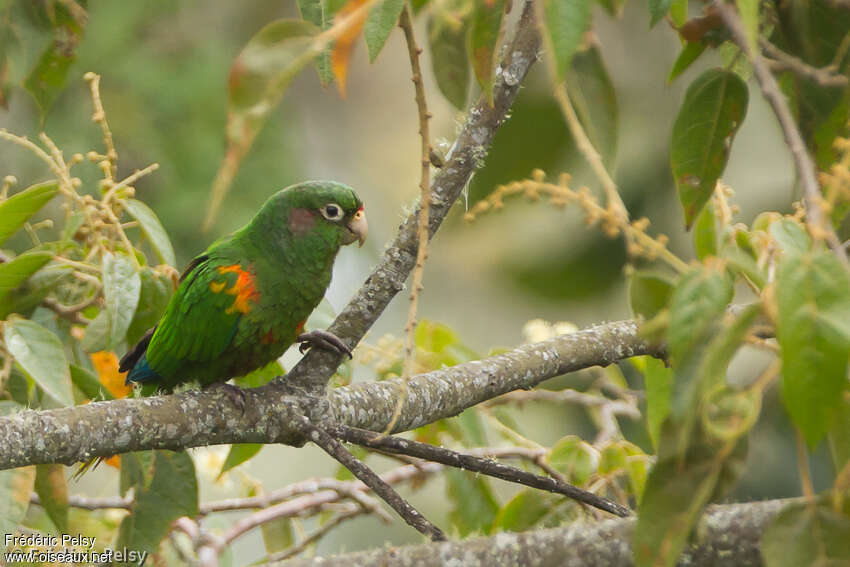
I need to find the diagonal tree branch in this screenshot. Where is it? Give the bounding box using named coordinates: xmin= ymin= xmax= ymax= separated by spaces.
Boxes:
xmin=0 ymin=319 xmax=658 ymax=470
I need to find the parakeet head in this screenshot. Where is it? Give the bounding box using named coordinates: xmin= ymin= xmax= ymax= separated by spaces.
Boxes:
xmin=245 ymin=180 xmax=367 ymax=255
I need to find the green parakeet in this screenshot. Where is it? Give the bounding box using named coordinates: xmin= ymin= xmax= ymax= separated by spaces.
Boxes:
xmin=119 ymin=180 xmax=367 ymax=393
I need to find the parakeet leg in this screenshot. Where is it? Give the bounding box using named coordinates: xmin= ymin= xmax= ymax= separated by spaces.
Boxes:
xmin=297 ymin=330 xmax=353 ymax=358
xmin=205 ymin=382 xmax=247 ymax=412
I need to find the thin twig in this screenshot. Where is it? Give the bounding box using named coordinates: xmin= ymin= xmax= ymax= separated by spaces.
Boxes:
xmin=330 ymin=424 xmax=632 ymax=517
xmin=257 ymin=507 xmax=365 ymax=565
xmin=795 ymin=430 xmax=815 ymax=500
xmin=760 ymin=40 xmax=849 ymax=88
xmin=294 ymin=414 xmax=446 ymax=541
xmin=717 ymin=3 xmax=849 ymax=268
xmin=388 ymin=5 xmax=434 ymax=436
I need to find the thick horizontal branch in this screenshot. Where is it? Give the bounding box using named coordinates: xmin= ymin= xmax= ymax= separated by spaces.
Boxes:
xmin=0 ymin=320 xmax=659 ymax=470
xmin=280 ymin=499 xmax=791 ymax=567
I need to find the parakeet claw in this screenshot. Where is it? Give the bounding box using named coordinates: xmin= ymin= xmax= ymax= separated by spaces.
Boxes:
xmin=207 ymin=382 xmax=247 ymax=413
xmin=296 ymin=330 xmax=353 ymax=359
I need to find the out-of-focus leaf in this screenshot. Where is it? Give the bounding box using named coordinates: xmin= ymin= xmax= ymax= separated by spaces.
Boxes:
xmin=0 ymin=251 xmax=53 ymax=317
xmin=648 ymin=0 xmax=673 ymax=27
xmin=100 ymin=252 xmax=141 ymax=350
xmin=598 ymin=0 xmax=626 ymax=17
xmin=0 ymin=181 xmax=59 ymax=246
xmin=0 ymin=465 xmax=35 ymax=555
xmin=364 ymin=0 xmax=404 ymax=62
xmin=70 ymin=363 xmax=114 ymax=401
xmin=124 ymin=199 xmax=176 ymax=267
xmin=4 ymin=317 xmax=73 ymax=406
xmin=220 ymin=444 xmax=263 ymax=478
xmin=693 ymin=198 xmax=717 ymax=259
xmin=776 ymin=250 xmax=850 ymax=447
xmin=206 ymin=19 xmax=319 ymax=229
xmin=468 ymin=0 xmax=504 ymax=103
xmin=297 ymin=0 xmax=335 ymax=85
xmin=2 ymin=263 xmax=73 ymax=320
xmin=668 ymin=41 xmax=706 ymax=83
xmin=629 ymin=269 xmax=674 ymax=320
xmin=330 ymin=0 xmax=369 ymax=96
xmin=547 ymin=435 xmax=599 ymax=485
xmin=493 ymin=489 xmax=554 ymax=532
xmin=632 ymin=356 xmax=673 ymax=450
xmin=445 ymin=468 xmax=499 ymax=536
xmin=633 ymin=455 xmax=721 ymax=567
xmin=769 ymin=218 xmax=811 ymax=256
xmin=117 ymin=450 xmax=198 ymax=554
xmin=671 ymin=69 xmax=748 ymax=228
xmin=262 ymin=516 xmax=294 ymax=554
xmin=669 ymin=0 xmax=688 ymax=26
xmin=734 ymin=0 xmax=758 ymax=51
xmin=234 ymin=359 xmax=283 ymax=389
xmin=828 ymin=396 xmax=850 ymax=471
xmin=22 ymin=0 xmax=87 ymax=121
xmin=429 ymin=16 xmax=469 ymax=110
xmin=126 ymin=267 xmax=172 ymax=346
xmin=542 ymin=0 xmax=591 ymax=82
xmin=35 ymin=463 xmax=68 ymax=532
xmin=567 ymin=46 xmax=618 ymax=167
xmin=762 ymin=500 xmax=850 ymax=567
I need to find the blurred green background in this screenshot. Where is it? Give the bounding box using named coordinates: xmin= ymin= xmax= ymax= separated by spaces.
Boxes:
xmin=0 ymin=0 xmax=824 ymax=563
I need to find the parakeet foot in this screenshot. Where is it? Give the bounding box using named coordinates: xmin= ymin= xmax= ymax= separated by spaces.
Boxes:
xmin=297 ymin=330 xmax=353 ymax=359
xmin=206 ymin=382 xmax=247 ymax=413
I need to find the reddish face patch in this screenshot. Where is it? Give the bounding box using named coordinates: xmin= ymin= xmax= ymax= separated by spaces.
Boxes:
xmin=217 ymin=265 xmax=260 ymax=314
xmin=288 ymin=207 xmax=318 ymax=236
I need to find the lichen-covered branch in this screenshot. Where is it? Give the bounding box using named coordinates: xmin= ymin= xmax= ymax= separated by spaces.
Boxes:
xmin=279 ymin=498 xmax=792 ymax=567
xmin=0 ymin=319 xmax=658 ymax=470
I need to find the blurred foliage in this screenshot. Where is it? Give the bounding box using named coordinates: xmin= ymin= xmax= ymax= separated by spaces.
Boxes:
xmin=0 ymin=0 xmax=850 ymax=565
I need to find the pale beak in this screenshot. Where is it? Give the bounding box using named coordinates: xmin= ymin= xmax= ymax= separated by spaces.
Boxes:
xmin=343 ymin=207 xmax=368 ymax=247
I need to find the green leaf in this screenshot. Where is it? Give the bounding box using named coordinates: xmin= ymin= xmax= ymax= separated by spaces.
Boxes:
xmin=734 ymin=0 xmax=759 ymax=52
xmin=668 ymin=41 xmax=706 ymax=83
xmin=117 ymin=450 xmax=198 ymax=554
xmin=0 ymin=251 xmax=53 ymax=317
xmin=762 ymin=500 xmax=850 ymax=567
xmin=671 ymin=69 xmax=749 ymax=228
xmin=668 ymin=267 xmax=733 ymax=368
xmin=777 ymin=251 xmax=850 ymax=447
xmin=493 ymin=489 xmax=554 ymax=532
xmin=693 ymin=198 xmax=718 ymax=260
xmin=101 ymin=252 xmax=142 ymax=350
xmin=220 ymin=444 xmax=263 ymax=477
xmin=364 ymin=0 xmax=405 ymax=62
xmin=669 ymin=0 xmax=688 ymax=26
xmin=828 ymin=396 xmax=850 ymax=471
xmin=4 ymin=317 xmax=73 ymax=406
xmin=633 ymin=356 xmax=674 ymax=450
xmin=542 ymin=0 xmax=591 ymax=82
xmin=648 ymin=0 xmax=673 ymax=27
xmin=769 ymin=218 xmax=811 ymax=255
xmin=297 ymin=0 xmax=335 ymax=85
xmin=546 ymin=435 xmax=599 ymax=485
xmin=34 ymin=463 xmax=68 ymax=532
xmin=567 ymin=46 xmax=618 ymax=168
xmin=0 ymin=181 xmax=59 ymax=246
xmin=70 ymin=364 xmax=115 ymax=401
xmin=126 ymin=268 xmax=172 ymax=346
xmin=0 ymin=465 xmax=35 ymax=555
xmin=629 ymin=269 xmax=674 ymax=320
xmin=233 ymin=359 xmax=283 ymax=389
xmin=445 ymin=468 xmax=499 ymax=536
xmin=262 ymin=516 xmax=294 ymax=555
xmin=633 ymin=456 xmax=721 ymax=567
xmin=124 ymin=199 xmax=176 ymax=267
xmin=468 ymin=0 xmax=504 ymax=102
xmin=429 ymin=16 xmax=469 ymax=110
xmin=597 ymin=0 xmax=626 ymax=17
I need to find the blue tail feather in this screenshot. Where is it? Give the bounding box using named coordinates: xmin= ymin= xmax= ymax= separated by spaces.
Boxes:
xmin=126 ymin=353 xmax=161 ymax=384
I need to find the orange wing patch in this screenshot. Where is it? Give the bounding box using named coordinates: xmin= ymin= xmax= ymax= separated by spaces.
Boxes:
xmin=217 ymin=264 xmax=260 ymax=314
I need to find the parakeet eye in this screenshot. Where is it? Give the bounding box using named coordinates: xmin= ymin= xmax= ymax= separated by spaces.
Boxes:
xmin=321 ymin=203 xmax=344 ymax=221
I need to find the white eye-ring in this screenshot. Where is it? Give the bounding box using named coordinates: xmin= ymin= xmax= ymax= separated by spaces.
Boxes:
xmin=320 ymin=203 xmax=344 ymax=221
